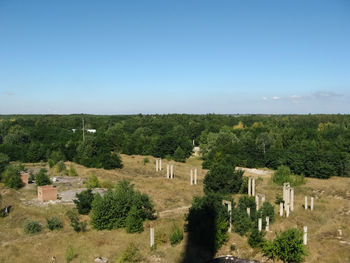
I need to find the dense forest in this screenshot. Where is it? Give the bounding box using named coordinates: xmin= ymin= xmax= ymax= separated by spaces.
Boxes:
xmin=0 ymin=114 xmax=349 ymax=179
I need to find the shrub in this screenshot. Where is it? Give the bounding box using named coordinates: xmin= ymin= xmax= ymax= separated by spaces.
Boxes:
xmin=118 ymin=243 xmax=143 ymax=263
xmin=0 ymin=153 xmax=9 ymax=174
xmin=68 ymin=164 xmax=78 ymax=177
xmin=272 ymin=166 xmax=292 ymax=186
xmin=48 ymin=159 xmax=55 ymax=168
xmin=257 ymin=202 xmax=275 ymax=226
xmin=74 ymin=189 xmax=94 ymax=215
xmin=2 ymin=164 xmax=24 ymax=189
xmin=174 ymin=146 xmax=186 ymax=162
xmin=230 ymin=244 xmax=236 ymax=251
xmin=56 ymin=161 xmax=66 ymax=173
xmin=275 ymin=194 xmax=283 ymax=205
xmin=65 ymin=244 xmax=77 ymax=263
xmin=66 ymin=209 xmax=87 ymax=232
xmin=85 ymin=173 xmax=100 ymax=188
xmin=143 ymin=157 xmax=149 ymax=165
xmin=232 ymin=208 xmax=252 ymax=236
xmin=35 ymin=168 xmax=52 ymax=186
xmin=169 ymin=224 xmax=183 ymax=246
xmin=125 ymin=206 xmax=144 ymax=233
xmin=24 ymin=220 xmax=42 ymax=234
xmin=263 ymin=228 xmax=307 ymax=263
xmin=46 ymin=217 xmax=63 ymax=231
xmin=238 ymin=195 xmax=257 ymax=219
xmin=248 ymin=227 xmax=265 ymax=248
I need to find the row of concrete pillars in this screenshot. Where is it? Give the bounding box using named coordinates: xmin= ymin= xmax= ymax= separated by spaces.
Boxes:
xmin=248 ymin=177 xmax=256 ymax=196
xmin=166 ymin=164 xmax=174 ymax=179
xmin=190 ymin=168 xmax=198 ymax=185
xmin=155 ymin=159 xmax=162 ymax=172
xmin=305 ymin=196 xmax=314 ymax=210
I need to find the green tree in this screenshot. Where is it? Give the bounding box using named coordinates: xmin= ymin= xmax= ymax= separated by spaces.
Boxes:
xmin=231 ymin=208 xmax=252 ymax=236
xmin=56 ymin=161 xmax=66 ymax=173
xmin=0 ymin=153 xmax=10 ymax=174
xmin=66 ymin=209 xmax=87 ymax=232
xmin=173 ymin=146 xmax=186 ymax=162
xmin=263 ymin=228 xmax=307 ymax=263
xmin=2 ymin=164 xmax=24 ymax=189
xmin=125 ymin=205 xmax=144 ymax=233
xmin=68 ymin=164 xmax=78 ymax=176
xmin=35 ymin=168 xmax=52 ymax=186
xmin=46 ymin=217 xmax=63 ymax=231
xmin=248 ymin=227 xmax=265 ymax=248
xmin=73 ymin=189 xmax=95 ymax=215
xmin=85 ymin=174 xmax=100 ymax=188
xmin=272 ymin=165 xmax=292 ymax=186
xmin=24 ymin=220 xmax=42 ymax=234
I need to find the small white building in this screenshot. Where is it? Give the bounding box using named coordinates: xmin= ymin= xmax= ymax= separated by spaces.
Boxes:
xmin=86 ymin=129 xmax=96 ymax=133
xmin=193 ymin=146 xmax=200 ymax=157
xmin=72 ymin=129 xmax=76 ymax=133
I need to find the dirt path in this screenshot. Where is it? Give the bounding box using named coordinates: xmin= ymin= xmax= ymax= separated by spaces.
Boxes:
xmin=158 ymin=205 xmax=191 ymax=218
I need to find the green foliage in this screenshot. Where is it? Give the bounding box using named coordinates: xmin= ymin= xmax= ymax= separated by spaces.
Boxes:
xmin=66 ymin=209 xmax=87 ymax=232
xmin=65 ymin=244 xmax=77 ymax=263
xmin=46 ymin=216 xmax=63 ymax=231
xmin=263 ymin=228 xmax=307 ymax=263
xmin=275 ymin=194 xmax=283 ymax=205
xmin=118 ymin=243 xmax=143 ymax=263
xmin=48 ymin=159 xmax=55 ymax=168
xmin=257 ymin=202 xmax=275 ymax=226
xmin=125 ymin=206 xmax=144 ymax=233
xmin=91 ymin=180 xmax=155 ymax=230
xmin=85 ymin=173 xmax=100 ymax=188
xmin=248 ymin=227 xmax=265 ymax=248
xmin=232 ymin=208 xmax=252 ymax=236
xmin=185 ymin=193 xmax=229 ymax=253
xmin=24 ymin=220 xmax=42 ymax=234
xmin=143 ymin=157 xmax=149 ymax=165
xmin=35 ymin=168 xmax=52 ymax=186
xmin=56 ymin=161 xmax=66 ymax=173
xmin=68 ymin=164 xmax=78 ymax=176
xmin=73 ymin=189 xmax=95 ymax=215
xmin=204 ymin=163 xmax=244 ymax=195
xmin=2 ymin=164 xmax=24 ymax=189
xmin=230 ymin=244 xmax=236 ymax=251
xmin=272 ymin=166 xmax=292 ymax=186
xmin=173 ymin=146 xmax=186 ymax=162
xmin=0 ymin=153 xmax=9 ymax=174
xmin=169 ymin=224 xmax=183 ymax=246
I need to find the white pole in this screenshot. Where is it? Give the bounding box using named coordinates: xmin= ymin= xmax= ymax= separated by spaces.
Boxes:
xmin=305 ymin=196 xmax=308 ymax=210
xmin=247 ymin=207 xmax=251 ymax=216
xmin=248 ymin=177 xmax=252 ymax=196
xmin=286 ymin=204 xmax=290 ymax=217
xmin=194 ymin=168 xmax=197 ymax=184
xmin=290 ymin=188 xmax=294 ymax=212
xmin=310 ymin=197 xmax=314 ymax=211
xmin=156 ymin=159 xmax=158 ymax=172
xmin=280 ymin=202 xmax=283 ymax=217
xmin=166 ymin=164 xmax=169 ymax=179
xmin=255 ymin=195 xmax=259 ymax=211
xmin=266 ymin=216 xmax=270 ymax=231
xmin=258 ymin=218 xmax=262 ymax=232
xmin=303 ymin=226 xmax=308 ymax=245
xmin=159 ymin=159 xmax=162 ymax=170
xmin=190 ymin=169 xmax=193 ymax=185
xmin=170 ymin=165 xmax=174 ymax=179
xmin=252 ymin=177 xmax=255 ymax=196
xmin=150 ymin=227 xmax=155 ymax=248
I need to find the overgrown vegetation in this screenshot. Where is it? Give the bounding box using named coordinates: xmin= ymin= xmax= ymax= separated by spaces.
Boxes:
xmin=169 ymin=224 xmax=183 ymax=246
xmin=1 ymin=164 xmax=24 ymax=189
xmin=65 ymin=244 xmax=77 ymax=263
xmin=66 ymin=209 xmax=87 ymax=232
xmin=73 ymin=189 xmax=95 ymax=215
xmin=24 ymin=220 xmax=42 ymax=234
xmin=35 ymin=168 xmax=52 ymax=186
xmin=118 ymin=243 xmax=143 ymax=263
xmin=46 ymin=216 xmax=63 ymax=231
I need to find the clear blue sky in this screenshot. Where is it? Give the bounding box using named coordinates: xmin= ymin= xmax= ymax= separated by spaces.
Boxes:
xmin=0 ymin=0 xmax=349 ymax=114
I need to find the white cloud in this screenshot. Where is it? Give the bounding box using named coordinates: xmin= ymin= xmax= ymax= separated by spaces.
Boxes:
xmin=262 ymin=96 xmax=268 ymax=101
xmin=272 ymin=96 xmax=280 ymax=100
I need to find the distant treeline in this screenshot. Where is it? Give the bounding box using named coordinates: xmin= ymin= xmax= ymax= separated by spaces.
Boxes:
xmin=0 ymin=114 xmax=349 ymax=178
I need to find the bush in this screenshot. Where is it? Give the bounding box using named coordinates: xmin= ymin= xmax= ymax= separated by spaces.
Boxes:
xmin=272 ymin=166 xmax=292 ymax=186
xmin=238 ymin=195 xmax=257 ymax=219
xmin=263 ymin=228 xmax=307 ymax=263
xmin=2 ymin=164 xmax=24 ymax=189
xmin=275 ymin=194 xmax=283 ymax=205
xmin=174 ymin=146 xmax=186 ymax=162
xmin=66 ymin=209 xmax=87 ymax=232
xmin=248 ymin=227 xmax=265 ymax=248
xmin=24 ymin=220 xmax=42 ymax=234
xmin=230 ymin=244 xmax=236 ymax=251
xmin=169 ymin=224 xmax=183 ymax=246
xmin=48 ymin=159 xmax=55 ymax=168
xmin=85 ymin=173 xmax=100 ymax=188
xmin=73 ymin=189 xmax=94 ymax=215
xmin=0 ymin=153 xmax=9 ymax=174
xmin=68 ymin=164 xmax=78 ymax=177
xmin=257 ymin=202 xmax=275 ymax=226
xmin=118 ymin=243 xmax=143 ymax=263
xmin=35 ymin=168 xmax=52 ymax=186
xmin=143 ymin=157 xmax=149 ymax=165
xmin=91 ymin=180 xmax=155 ymax=230
xmin=46 ymin=217 xmax=63 ymax=231
xmin=232 ymin=208 xmax=252 ymax=236
xmin=125 ymin=206 xmax=144 ymax=233
xmin=56 ymin=161 xmax=66 ymax=173
xmin=101 ymin=152 xmax=123 ymax=169
xmin=65 ymin=244 xmax=77 ymax=263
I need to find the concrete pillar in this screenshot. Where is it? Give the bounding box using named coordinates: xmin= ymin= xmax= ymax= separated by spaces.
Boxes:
xmin=261 ymin=195 xmax=265 ymax=205
xmin=310 ymin=197 xmax=314 ymax=211
xmin=286 ymin=204 xmax=290 ymax=218
xmin=247 ymin=207 xmax=251 ymax=216
xmin=280 ymin=202 xmax=283 ymax=217
xmin=305 ymin=196 xmax=308 ymax=210
xmin=248 ymin=177 xmax=252 ymax=196
xmin=255 ymin=195 xmax=259 ymax=211
xmin=252 ymin=177 xmax=255 ymax=196
xmin=150 ymin=227 xmax=155 ymax=248
xmin=194 ymin=168 xmax=197 ymax=184
xmin=303 ymin=226 xmax=308 ymax=245
xmin=159 ymin=159 xmax=162 ymax=170
xmin=222 ymin=200 xmax=232 ymax=232
xmin=258 ymin=218 xmax=262 ymax=232
xmin=166 ymin=164 xmax=169 ymax=178
xmin=266 ymin=216 xmax=270 ymax=231
xmin=170 ymin=165 xmax=174 ymax=179
xmin=190 ymin=169 xmax=193 ymax=185
xmin=156 ymin=159 xmax=158 ymax=172
xmin=290 ymin=188 xmax=294 ymax=212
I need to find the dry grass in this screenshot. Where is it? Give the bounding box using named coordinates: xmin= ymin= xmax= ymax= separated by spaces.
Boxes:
xmin=0 ymin=155 xmax=350 ymax=263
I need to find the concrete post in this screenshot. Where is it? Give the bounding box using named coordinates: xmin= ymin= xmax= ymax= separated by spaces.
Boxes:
xmin=303 ymin=226 xmax=308 ymax=245
xmin=252 ymin=177 xmax=255 ymax=196
xmin=190 ymin=169 xmax=193 ymax=185
xmin=150 ymin=227 xmax=155 ymax=248
xmin=156 ymin=159 xmax=158 ymax=172
xmin=286 ymin=204 xmax=290 ymax=218
xmin=248 ymin=177 xmax=252 ymax=196
xmin=280 ymin=202 xmax=283 ymax=217
xmin=166 ymin=164 xmax=169 ymax=178
xmin=255 ymin=195 xmax=259 ymax=210
xmin=305 ymin=196 xmax=308 ymax=210
xmin=261 ymin=195 xmax=265 ymax=205
xmin=266 ymin=216 xmax=270 ymax=231
xmin=258 ymin=218 xmax=262 ymax=232
xmin=170 ymin=165 xmax=174 ymax=179
xmin=310 ymin=197 xmax=314 ymax=211
xmin=222 ymin=200 xmax=232 ymax=232
xmin=247 ymin=207 xmax=251 ymax=216
xmin=290 ymin=188 xmax=294 ymax=212
xmin=159 ymin=159 xmax=162 ymax=170
xmin=194 ymin=168 xmax=197 ymax=184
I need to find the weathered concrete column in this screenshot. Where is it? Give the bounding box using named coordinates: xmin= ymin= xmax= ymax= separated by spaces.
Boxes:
xmin=248 ymin=177 xmax=252 ymax=196
xmin=170 ymin=165 xmax=174 ymax=179
xmin=310 ymin=197 xmax=314 ymax=211
xmin=261 ymin=195 xmax=265 ymax=205
xmin=222 ymin=200 xmax=232 ymax=232
xmin=156 ymin=159 xmax=159 ymax=172
xmin=166 ymin=164 xmax=170 ymax=178
xmin=266 ymin=216 xmax=270 ymax=231
xmin=305 ymin=196 xmax=308 ymax=210
xmin=290 ymin=188 xmax=294 ymax=212
xmin=258 ymin=218 xmax=262 ymax=232
xmin=159 ymin=159 xmax=162 ymax=170
xmin=255 ymin=195 xmax=259 ymax=210
xmin=150 ymin=227 xmax=155 ymax=248
xmin=252 ymin=177 xmax=255 ymax=196
xmin=303 ymin=226 xmax=308 ymax=245
xmin=194 ymin=168 xmax=197 ymax=184
xmin=280 ymin=202 xmax=284 ymax=217
xmin=190 ymin=169 xmax=193 ymax=185
xmin=286 ymin=204 xmax=290 ymax=218
xmin=247 ymin=207 xmax=251 ymax=216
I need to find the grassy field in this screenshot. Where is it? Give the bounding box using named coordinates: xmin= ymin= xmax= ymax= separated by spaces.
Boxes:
xmin=0 ymin=155 xmax=350 ymax=263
